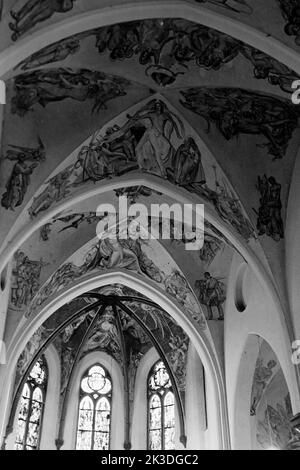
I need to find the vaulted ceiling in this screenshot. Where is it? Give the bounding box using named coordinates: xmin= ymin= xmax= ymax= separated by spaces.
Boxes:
xmin=0 ymin=1 xmax=300 ymax=397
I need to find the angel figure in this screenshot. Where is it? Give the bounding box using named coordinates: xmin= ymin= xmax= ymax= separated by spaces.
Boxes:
xmin=1 ymin=137 xmax=45 ymax=210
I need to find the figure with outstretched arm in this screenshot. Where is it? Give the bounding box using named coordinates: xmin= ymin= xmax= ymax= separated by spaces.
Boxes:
xmin=10 ymin=0 xmax=76 ymax=41
xmin=122 ymin=100 xmax=184 ymax=178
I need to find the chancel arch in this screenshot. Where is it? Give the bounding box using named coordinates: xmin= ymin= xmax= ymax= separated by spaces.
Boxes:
xmin=1 ymin=0 xmax=300 ymax=452
xmin=0 ymin=271 xmax=230 ymax=450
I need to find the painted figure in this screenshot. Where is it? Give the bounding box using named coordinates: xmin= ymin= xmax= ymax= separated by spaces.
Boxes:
xmin=76 ymin=138 xmax=129 ymax=182
xmin=124 ymin=99 xmax=184 ymax=178
xmin=195 ymin=272 xmax=226 ymax=320
xmin=11 ymin=251 xmax=47 ymax=308
xmin=19 ymin=37 xmax=80 ymax=70
xmin=180 ymin=87 xmax=300 ymax=160
xmin=172 ymin=137 xmax=206 ymax=185
xmin=1 ymin=138 xmax=45 ymax=210
xmin=29 ymin=167 xmax=72 ymax=218
xmin=276 ymin=0 xmax=300 ymax=46
xmin=250 ymin=359 xmax=277 ymax=416
xmin=255 ymin=175 xmax=284 ymax=242
xmin=199 ymin=236 xmax=223 ymax=265
xmin=242 ymin=46 xmax=299 ymax=94
xmin=9 ymin=0 xmax=76 ymax=41
xmin=12 ymin=68 xmax=128 ymax=116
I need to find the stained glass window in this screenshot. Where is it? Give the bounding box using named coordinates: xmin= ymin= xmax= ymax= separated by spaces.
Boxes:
xmin=76 ymin=365 xmax=112 ymax=450
xmin=148 ymin=361 xmax=175 ymax=450
xmin=15 ymin=357 xmax=48 ymax=450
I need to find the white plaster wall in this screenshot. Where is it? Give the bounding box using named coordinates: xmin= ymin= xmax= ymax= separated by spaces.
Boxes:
xmin=286 ymin=148 xmax=300 ymax=342
xmin=131 ymin=348 xmax=160 ymax=450
xmin=185 ymin=344 xmax=207 ymax=450
xmin=225 ymin=254 xmax=300 ymax=449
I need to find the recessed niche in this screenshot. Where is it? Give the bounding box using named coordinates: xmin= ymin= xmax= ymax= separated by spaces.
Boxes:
xmin=234 ymin=263 xmax=248 ymax=313
xmin=0 ymin=265 xmax=8 ymax=292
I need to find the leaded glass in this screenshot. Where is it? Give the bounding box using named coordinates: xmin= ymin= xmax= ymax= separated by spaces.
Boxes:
xmin=76 ymin=364 xmax=112 ymax=450
xmin=14 ymin=357 xmax=48 ymax=451
xmin=148 ymin=361 xmax=175 ymax=450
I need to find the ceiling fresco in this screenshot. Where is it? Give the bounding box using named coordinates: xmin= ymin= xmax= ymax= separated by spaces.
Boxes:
xmin=1 ymin=1 xmax=300 ymax=52
xmin=250 ymin=338 xmax=297 ymax=450
xmin=21 ymin=231 xmax=208 ymax=329
xmin=0 ymin=5 xmax=300 ymax=392
xmin=9 ymin=18 xmax=300 ymax=94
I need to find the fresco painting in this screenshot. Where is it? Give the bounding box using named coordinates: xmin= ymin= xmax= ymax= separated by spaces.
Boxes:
xmin=9 ymin=0 xmax=77 ymax=41
xmin=24 ymin=98 xmax=255 ymax=242
xmin=11 ymin=68 xmax=130 ymax=116
xmin=1 ymin=138 xmax=46 ymax=211
xmin=10 ymin=250 xmax=48 ymax=310
xmin=250 ymin=339 xmax=297 ymax=450
xmin=276 ymin=0 xmax=300 ymax=46
xmin=12 ymin=19 xmax=298 ymax=93
xmin=180 ymin=88 xmax=300 ymax=161
xmin=254 ymin=175 xmax=284 ymax=242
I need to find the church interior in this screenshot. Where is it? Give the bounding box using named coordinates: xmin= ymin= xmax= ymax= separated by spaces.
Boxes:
xmin=0 ymin=0 xmax=300 ymax=451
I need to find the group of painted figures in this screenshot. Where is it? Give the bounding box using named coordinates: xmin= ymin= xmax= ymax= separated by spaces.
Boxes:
xmin=14 ymin=17 xmax=299 ymax=93
xmin=5 ymin=1 xmax=252 ymax=43
xmin=180 ymin=87 xmax=300 ymax=161
xmin=12 ymin=68 xmax=129 ymax=117
xmin=2 ymin=95 xmax=286 ymax=245
xmin=10 ymin=251 xmax=47 ymax=309
xmin=7 ymin=1 xmax=300 ymax=48
xmin=22 ymin=99 xmax=255 ymax=242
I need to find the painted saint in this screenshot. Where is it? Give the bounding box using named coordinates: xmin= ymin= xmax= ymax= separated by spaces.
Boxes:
xmin=195 ymin=272 xmax=226 ymax=321
xmin=1 ymin=138 xmax=45 ymax=211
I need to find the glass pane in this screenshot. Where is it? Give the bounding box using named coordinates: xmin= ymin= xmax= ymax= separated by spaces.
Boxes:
xmin=81 ymin=377 xmax=93 ymax=394
xmin=76 ymin=364 xmax=112 ymax=450
xmin=19 ymin=396 xmax=30 ymax=421
xmin=149 ymin=362 xmax=171 ymax=391
xmin=15 ymin=420 xmax=26 ymax=448
xmin=150 ymin=396 xmax=162 ymax=431
xmin=32 ymin=387 xmax=43 ymax=403
xmin=89 ymin=366 xmax=105 ymax=377
xmin=30 ymin=360 xmax=46 ymax=385
xmin=26 ymin=422 xmax=39 ymax=449
xmin=95 ymin=398 xmax=110 ymax=434
xmin=14 ymin=358 xmax=48 ymax=451
xmin=164 ymin=393 xmax=175 ymax=429
xmin=149 ymin=429 xmax=162 ymax=450
xmin=164 ymin=427 xmax=175 ymax=450
xmin=96 ymin=397 xmax=110 ymax=412
xmin=22 ymin=384 xmax=31 ymax=399
xmin=78 ymin=397 xmax=94 ymax=431
xmin=76 ymin=431 xmax=92 ymax=451
xmin=94 ymin=432 xmax=109 ymax=450
xmin=29 ymin=400 xmax=42 ymax=424
xmin=148 ymin=362 xmax=175 ymax=451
